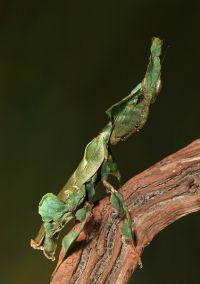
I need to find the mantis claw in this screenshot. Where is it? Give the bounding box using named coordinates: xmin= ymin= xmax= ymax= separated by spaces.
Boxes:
xmin=61 ymin=203 xmax=93 ymax=261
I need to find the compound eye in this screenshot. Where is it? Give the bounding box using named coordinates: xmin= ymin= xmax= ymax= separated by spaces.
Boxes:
xmin=156 ymin=79 xmax=162 ymax=93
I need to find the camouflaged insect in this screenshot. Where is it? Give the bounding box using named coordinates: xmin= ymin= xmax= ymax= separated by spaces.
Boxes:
xmin=31 ymin=37 xmax=163 ymax=265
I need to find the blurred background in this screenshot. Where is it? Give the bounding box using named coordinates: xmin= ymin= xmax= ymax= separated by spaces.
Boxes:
xmin=1 ymin=0 xmax=200 ymax=283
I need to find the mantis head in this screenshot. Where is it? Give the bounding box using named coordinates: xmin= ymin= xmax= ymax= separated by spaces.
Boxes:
xmin=31 ymin=193 xmax=75 ymax=260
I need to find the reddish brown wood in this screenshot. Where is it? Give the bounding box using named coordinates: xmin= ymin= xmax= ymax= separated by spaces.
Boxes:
xmin=50 ymin=139 xmax=200 ymax=284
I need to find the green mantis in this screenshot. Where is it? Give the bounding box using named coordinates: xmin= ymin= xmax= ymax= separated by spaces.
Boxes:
xmin=31 ymin=37 xmax=163 ymax=264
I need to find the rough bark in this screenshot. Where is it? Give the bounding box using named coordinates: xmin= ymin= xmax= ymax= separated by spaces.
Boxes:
xmin=50 ymin=139 xmax=200 ymax=284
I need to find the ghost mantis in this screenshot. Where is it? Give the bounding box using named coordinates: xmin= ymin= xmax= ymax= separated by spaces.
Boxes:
xmin=31 ymin=37 xmax=163 ymax=267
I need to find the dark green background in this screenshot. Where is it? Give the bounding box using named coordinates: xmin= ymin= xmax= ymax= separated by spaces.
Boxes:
xmin=1 ymin=1 xmax=200 ymax=283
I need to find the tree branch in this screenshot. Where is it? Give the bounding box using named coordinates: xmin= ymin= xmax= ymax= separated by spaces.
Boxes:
xmin=50 ymin=139 xmax=200 ymax=284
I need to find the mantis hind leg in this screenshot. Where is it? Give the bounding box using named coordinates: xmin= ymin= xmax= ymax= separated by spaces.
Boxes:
xmin=100 ymin=149 xmax=134 ymax=241
xmin=102 ymin=180 xmax=133 ymax=240
xmin=102 ymin=179 xmax=142 ymax=267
